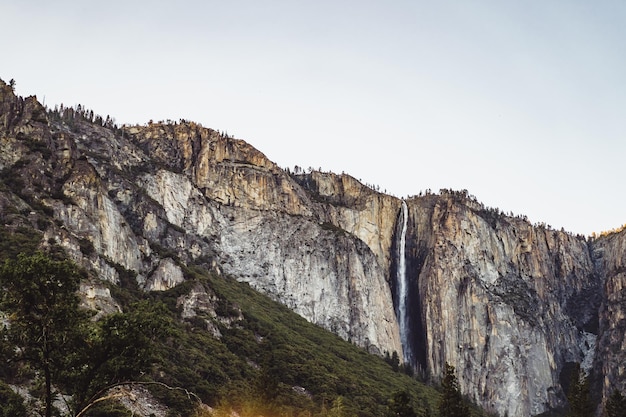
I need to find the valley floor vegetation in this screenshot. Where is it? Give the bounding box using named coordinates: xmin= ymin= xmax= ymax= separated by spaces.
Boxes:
xmin=0 ymin=245 xmax=482 ymax=417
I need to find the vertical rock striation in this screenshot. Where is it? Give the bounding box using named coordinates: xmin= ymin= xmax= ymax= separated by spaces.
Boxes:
xmin=403 ymin=192 xmax=602 ymax=416
xmin=593 ymin=228 xmax=626 ymax=406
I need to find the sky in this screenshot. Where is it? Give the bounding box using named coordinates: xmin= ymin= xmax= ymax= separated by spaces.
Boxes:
xmin=2 ymin=1 xmax=625 ymax=236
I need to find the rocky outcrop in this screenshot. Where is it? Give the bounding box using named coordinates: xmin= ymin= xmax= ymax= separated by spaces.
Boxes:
xmin=593 ymin=229 xmax=626 ymax=406
xmin=402 ymin=193 xmax=601 ymax=416
xmin=293 ymin=171 xmax=401 ymax=273
xmin=134 ymin=161 xmax=402 ymax=355
xmin=146 ymin=258 xmax=185 ymax=291
xmin=128 ymin=123 xmax=315 ymax=216
xmin=213 ymin=204 xmax=401 ymax=354
xmin=1 ymin=79 xmax=624 ymax=417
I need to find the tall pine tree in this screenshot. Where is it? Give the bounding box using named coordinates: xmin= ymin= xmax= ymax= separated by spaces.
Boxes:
xmin=566 ymin=363 xmax=593 ymax=417
xmin=0 ymin=253 xmax=89 ymax=417
xmin=438 ymin=362 xmax=468 ymax=417
xmin=0 ymin=253 xmax=164 ymax=417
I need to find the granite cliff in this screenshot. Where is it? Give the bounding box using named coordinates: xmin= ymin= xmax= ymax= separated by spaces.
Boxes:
xmin=400 ymin=193 xmax=602 ymax=416
xmin=0 ymin=79 xmax=624 ymax=416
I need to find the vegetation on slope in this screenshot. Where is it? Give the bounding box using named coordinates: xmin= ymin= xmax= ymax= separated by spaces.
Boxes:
xmin=0 ymin=222 xmax=485 ymax=417
xmin=107 ymin=262 xmax=448 ymax=417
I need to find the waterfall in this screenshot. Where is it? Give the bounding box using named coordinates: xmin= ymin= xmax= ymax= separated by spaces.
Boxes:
xmin=396 ymin=200 xmax=413 ymax=364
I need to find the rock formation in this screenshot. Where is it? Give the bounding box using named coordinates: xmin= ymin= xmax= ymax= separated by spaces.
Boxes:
xmin=0 ymin=79 xmax=624 ymax=416
xmin=401 ymin=192 xmax=601 ymax=416
xmin=593 ymin=229 xmax=626 ymax=406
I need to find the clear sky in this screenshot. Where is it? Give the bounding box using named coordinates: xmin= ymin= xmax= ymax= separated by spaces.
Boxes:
xmin=2 ymin=1 xmax=625 ymax=236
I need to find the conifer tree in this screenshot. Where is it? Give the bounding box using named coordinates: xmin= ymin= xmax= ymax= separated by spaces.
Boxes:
xmin=0 ymin=253 xmax=165 ymax=417
xmin=438 ymin=362 xmax=468 ymax=417
xmin=0 ymin=253 xmax=88 ymax=417
xmin=391 ymin=351 xmax=401 ymax=372
xmin=605 ymin=389 xmax=626 ymax=417
xmin=328 ymin=396 xmax=351 ymax=417
xmin=566 ymin=363 xmax=593 ymax=417
xmin=388 ymin=389 xmax=417 ymax=417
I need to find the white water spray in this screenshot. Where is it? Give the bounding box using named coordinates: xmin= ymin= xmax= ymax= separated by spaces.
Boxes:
xmin=396 ymin=200 xmax=412 ymax=364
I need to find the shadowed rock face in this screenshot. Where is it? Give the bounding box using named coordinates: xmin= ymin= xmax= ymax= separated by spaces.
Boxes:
xmin=592 ymin=229 xmax=626 ymax=407
xmin=1 ymin=79 xmax=623 ymax=417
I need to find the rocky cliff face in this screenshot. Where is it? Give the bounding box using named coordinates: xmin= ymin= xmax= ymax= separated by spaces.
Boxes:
xmin=0 ymin=79 xmax=624 ymax=417
xmin=593 ymin=229 xmax=626 ymax=405
xmin=400 ymin=192 xmax=601 ymax=416
xmin=0 ymin=80 xmax=402 ymax=359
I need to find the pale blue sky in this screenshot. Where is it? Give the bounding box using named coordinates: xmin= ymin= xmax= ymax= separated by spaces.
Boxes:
xmin=2 ymin=1 xmax=625 ymax=235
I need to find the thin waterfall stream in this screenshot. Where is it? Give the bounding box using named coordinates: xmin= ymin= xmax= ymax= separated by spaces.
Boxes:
xmin=396 ymin=200 xmax=413 ymax=365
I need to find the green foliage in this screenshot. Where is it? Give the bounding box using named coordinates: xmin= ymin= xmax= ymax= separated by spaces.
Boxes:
xmin=0 ymin=381 xmax=27 ymax=417
xmin=439 ymin=363 xmax=469 ymax=417
xmin=387 ymin=390 xmax=417 ymax=417
xmin=0 ymin=252 xmax=88 ymax=417
xmin=390 ymin=351 xmax=401 ymax=372
xmin=135 ymin=296 xmax=245 ymax=413
xmin=0 ymin=163 xmax=26 ymax=194
xmin=0 ymin=250 xmax=481 ymax=417
xmin=105 ymin=260 xmax=142 ymax=308
xmin=82 ymin=402 xmax=133 ymax=417
xmin=566 ymin=364 xmax=593 ymax=417
xmin=605 ymin=389 xmax=626 ymax=417
xmin=197 ymin=272 xmax=444 ymax=417
xmin=0 ymin=226 xmax=41 ymax=260
xmin=72 ymin=302 xmax=171 ymax=410
xmin=103 ymin=269 xmax=448 ymax=417
xmin=327 ymin=396 xmax=354 ymax=417
xmin=78 ymin=236 xmax=95 ymax=256
xmin=0 ymin=253 xmax=165 ymax=417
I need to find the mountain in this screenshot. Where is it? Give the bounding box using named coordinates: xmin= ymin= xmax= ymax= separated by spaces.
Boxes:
xmin=0 ymin=78 xmax=624 ymax=417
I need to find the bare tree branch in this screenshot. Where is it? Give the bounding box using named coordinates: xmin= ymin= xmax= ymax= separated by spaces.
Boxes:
xmin=75 ymin=381 xmax=201 ymax=417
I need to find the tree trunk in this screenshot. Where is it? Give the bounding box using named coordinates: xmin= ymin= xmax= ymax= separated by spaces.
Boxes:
xmin=44 ymin=362 xmax=52 ymax=417
xmin=43 ymin=327 xmax=52 ymax=417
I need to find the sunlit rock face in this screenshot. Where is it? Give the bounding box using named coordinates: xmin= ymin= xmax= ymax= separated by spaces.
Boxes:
xmin=400 ymin=193 xmax=602 ymax=417
xmin=1 ymin=79 xmax=625 ymax=417
xmin=129 ymin=123 xmax=315 ymax=216
xmin=127 ymin=125 xmax=404 ymax=357
xmin=292 ymin=171 xmax=401 ymax=272
xmin=146 ymin=258 xmax=185 ymax=291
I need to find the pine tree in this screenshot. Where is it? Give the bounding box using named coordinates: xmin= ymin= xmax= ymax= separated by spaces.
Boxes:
xmin=0 ymin=253 xmax=164 ymax=416
xmin=388 ymin=390 xmax=417 ymax=417
xmin=438 ymin=362 xmax=468 ymax=417
xmin=391 ymin=351 xmax=401 ymax=372
xmin=605 ymin=390 xmax=626 ymax=417
xmin=328 ymin=396 xmax=350 ymax=417
xmin=566 ymin=363 xmax=593 ymax=417
xmin=0 ymin=253 xmax=88 ymax=417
